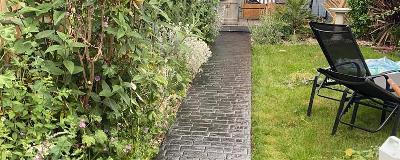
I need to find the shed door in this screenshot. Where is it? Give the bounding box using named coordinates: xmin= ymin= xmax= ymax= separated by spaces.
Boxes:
xmin=220 ymin=0 xmax=239 ymax=25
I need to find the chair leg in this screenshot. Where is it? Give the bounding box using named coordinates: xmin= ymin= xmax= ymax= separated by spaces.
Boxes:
xmin=391 ymin=106 xmax=400 ymax=136
xmin=381 ymin=102 xmax=387 ymax=125
xmin=332 ymin=89 xmax=351 ymax=135
xmin=307 ymin=75 xmax=320 ymax=117
xmin=350 ymin=102 xmax=359 ymax=129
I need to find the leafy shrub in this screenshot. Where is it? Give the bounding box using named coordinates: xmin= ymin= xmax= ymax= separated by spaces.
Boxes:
xmin=348 ymin=0 xmax=372 ymax=38
xmin=183 ymin=36 xmax=212 ymax=75
xmin=163 ymin=0 xmax=220 ymax=43
xmin=251 ymin=16 xmax=289 ymax=44
xmin=0 ymin=0 xmax=218 ymax=159
xmin=275 ymin=0 xmax=313 ymax=36
xmin=251 ymin=0 xmax=313 ymax=44
xmin=349 ymin=0 xmax=400 ymax=46
xmin=369 ymin=0 xmax=400 ymax=46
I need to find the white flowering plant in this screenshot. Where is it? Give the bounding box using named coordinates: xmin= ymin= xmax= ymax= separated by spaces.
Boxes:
xmin=182 ymin=36 xmax=213 ymax=75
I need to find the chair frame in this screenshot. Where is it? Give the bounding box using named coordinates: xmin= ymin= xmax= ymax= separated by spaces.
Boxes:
xmin=309 ymin=22 xmax=400 ymax=135
xmin=307 ymin=22 xmax=370 ymax=117
xmin=307 ymin=71 xmax=348 ymax=117
xmin=318 ymin=68 xmax=400 ymax=136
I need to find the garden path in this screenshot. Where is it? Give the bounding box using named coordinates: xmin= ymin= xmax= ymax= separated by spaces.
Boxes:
xmin=156 ymin=32 xmax=251 ymax=160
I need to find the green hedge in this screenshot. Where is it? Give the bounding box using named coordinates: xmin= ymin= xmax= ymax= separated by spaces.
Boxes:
xmin=0 ymin=0 xmax=218 ymax=159
xmin=348 ymin=0 xmax=372 ymax=38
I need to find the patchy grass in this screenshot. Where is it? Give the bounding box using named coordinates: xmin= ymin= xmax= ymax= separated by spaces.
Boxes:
xmin=251 ymin=44 xmax=400 ymax=160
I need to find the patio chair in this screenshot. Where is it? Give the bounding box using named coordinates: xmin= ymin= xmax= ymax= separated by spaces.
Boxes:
xmin=308 ymin=22 xmax=400 ymax=135
xmin=307 ymin=22 xmax=399 ymax=117
xmin=307 ymin=22 xmax=367 ymax=117
xmin=317 ymin=68 xmax=400 ymax=136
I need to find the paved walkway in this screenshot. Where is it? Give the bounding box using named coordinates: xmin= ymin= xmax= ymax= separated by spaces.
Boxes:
xmin=157 ymin=32 xmax=252 ymax=160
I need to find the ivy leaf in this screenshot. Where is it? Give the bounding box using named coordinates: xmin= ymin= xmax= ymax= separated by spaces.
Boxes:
xmin=82 ymin=135 xmax=96 ymax=147
xmin=112 ymin=85 xmax=123 ymax=93
xmin=116 ymin=28 xmax=125 ymax=39
xmin=147 ymin=110 xmax=156 ymax=121
xmin=90 ymin=115 xmax=102 ymax=123
xmin=90 ymin=93 xmax=101 ymax=102
xmin=119 ymin=92 xmax=130 ymax=105
xmin=53 ymin=11 xmax=66 ymax=25
xmin=57 ymin=31 xmax=71 ymax=42
xmin=13 ymin=40 xmax=33 ymax=54
xmin=63 ymin=60 xmax=74 ymax=74
xmin=155 ymin=75 xmax=167 ymax=85
xmin=73 ymin=66 xmax=84 ymax=74
xmin=35 ymin=30 xmax=55 ymax=39
xmin=105 ymin=27 xmax=118 ymax=36
xmin=43 ymin=60 xmax=64 ymax=75
xmin=8 ymin=17 xmax=23 ymax=26
xmin=94 ymin=130 xmax=108 ymax=144
xmin=123 ymin=82 xmax=137 ymax=90
xmin=50 ymin=136 xmax=72 ymax=155
xmin=8 ymin=111 xmax=15 ymax=119
xmin=15 ymin=122 xmax=25 ymax=129
xmin=36 ymin=3 xmax=53 ymax=15
xmin=52 ymin=0 xmax=65 ymax=8
xmin=132 ymin=75 xmax=143 ymax=81
xmin=18 ymin=7 xmax=41 ymax=14
xmin=140 ymin=14 xmax=153 ymax=23
xmin=99 ymin=81 xmax=113 ymax=97
xmin=152 ymin=5 xmax=171 ymax=22
xmin=71 ymin=42 xmax=86 ymax=48
xmin=45 ymin=45 xmax=64 ymax=53
xmin=0 ymin=71 xmax=16 ymax=89
xmin=126 ymin=30 xmax=142 ymax=39
xmin=71 ymin=89 xmax=86 ymax=96
xmin=105 ymin=98 xmax=121 ymax=117
xmin=118 ymin=12 xmax=129 ymax=30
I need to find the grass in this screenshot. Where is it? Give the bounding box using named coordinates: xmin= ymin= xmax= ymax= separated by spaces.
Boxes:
xmin=251 ymin=44 xmax=400 ymax=160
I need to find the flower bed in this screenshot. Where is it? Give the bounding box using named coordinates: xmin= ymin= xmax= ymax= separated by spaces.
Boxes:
xmin=0 ymin=0 xmax=219 ymax=159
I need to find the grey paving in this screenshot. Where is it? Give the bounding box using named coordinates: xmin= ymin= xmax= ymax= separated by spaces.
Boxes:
xmin=157 ymin=32 xmax=252 ymax=160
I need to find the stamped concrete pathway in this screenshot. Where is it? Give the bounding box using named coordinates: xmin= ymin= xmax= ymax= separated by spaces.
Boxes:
xmin=157 ymin=32 xmax=251 ymax=160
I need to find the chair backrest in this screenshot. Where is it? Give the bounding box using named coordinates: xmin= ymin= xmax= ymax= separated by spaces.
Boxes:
xmin=318 ymin=68 xmax=400 ymax=103
xmin=310 ymin=22 xmax=371 ymax=77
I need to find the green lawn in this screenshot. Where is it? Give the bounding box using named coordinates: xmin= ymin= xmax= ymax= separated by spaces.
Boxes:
xmin=251 ymin=44 xmax=400 ymax=160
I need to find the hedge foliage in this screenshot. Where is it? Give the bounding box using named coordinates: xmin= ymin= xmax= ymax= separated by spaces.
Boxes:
xmin=349 ymin=0 xmax=400 ymax=46
xmin=251 ymin=0 xmax=312 ymax=44
xmin=0 ymin=0 xmax=219 ymax=159
xmin=348 ymin=0 xmax=372 ymax=38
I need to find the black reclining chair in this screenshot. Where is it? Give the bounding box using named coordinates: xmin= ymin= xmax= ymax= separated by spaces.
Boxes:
xmin=309 ymin=22 xmax=400 ymax=135
xmin=318 ymin=68 xmax=400 ymax=136
xmin=307 ymin=22 xmax=368 ymax=117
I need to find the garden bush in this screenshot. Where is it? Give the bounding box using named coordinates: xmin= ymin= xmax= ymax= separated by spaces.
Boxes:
xmin=251 ymin=0 xmax=312 ymax=44
xmin=0 ymin=0 xmax=218 ymax=159
xmin=183 ymin=36 xmax=212 ymax=74
xmin=250 ymin=16 xmax=289 ymax=44
xmin=349 ymin=0 xmax=400 ymax=46
xmin=348 ymin=0 xmax=372 ymax=38
xmin=369 ymin=0 xmax=400 ymax=46
xmin=274 ymin=0 xmax=312 ymax=36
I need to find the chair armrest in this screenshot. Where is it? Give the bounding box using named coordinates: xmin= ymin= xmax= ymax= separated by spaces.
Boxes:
xmin=378 ymin=70 xmax=400 ymax=75
xmin=368 ymin=74 xmax=389 ymax=80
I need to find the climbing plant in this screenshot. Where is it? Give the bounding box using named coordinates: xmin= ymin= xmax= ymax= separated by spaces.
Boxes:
xmin=0 ymin=0 xmax=218 ymax=159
